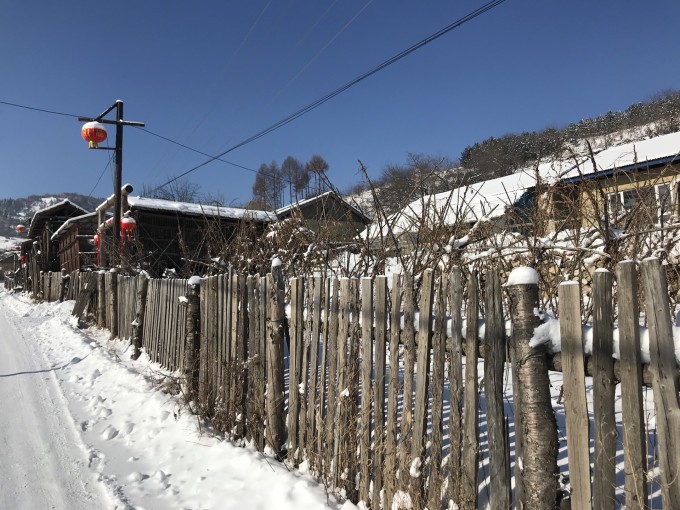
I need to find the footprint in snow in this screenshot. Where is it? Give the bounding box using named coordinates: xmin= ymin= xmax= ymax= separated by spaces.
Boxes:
xmin=101 ymin=425 xmax=119 ymax=440
xmin=91 ymin=368 xmax=102 ymax=380
xmin=126 ymin=472 xmax=146 ymax=483
xmin=80 ymin=421 xmax=89 ymax=432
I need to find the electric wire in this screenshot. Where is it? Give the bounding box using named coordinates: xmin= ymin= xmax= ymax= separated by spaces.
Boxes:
xmin=0 ymin=100 xmax=81 ymax=118
xmin=151 ymin=0 xmax=508 ymax=194
xmin=88 ymin=149 xmax=114 ymax=197
xmin=274 ymin=0 xmax=375 ymax=102
xmin=0 ymin=0 xmax=508 ymax=196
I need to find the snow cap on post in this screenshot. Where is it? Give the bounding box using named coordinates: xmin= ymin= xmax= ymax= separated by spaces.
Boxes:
xmin=506 ymin=266 xmax=539 ymax=286
xmin=271 ymin=255 xmax=282 ymax=270
xmin=188 ymin=275 xmax=201 ymax=287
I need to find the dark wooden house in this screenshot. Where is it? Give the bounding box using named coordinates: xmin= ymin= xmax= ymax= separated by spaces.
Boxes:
xmin=51 ymin=211 xmax=99 ymax=273
xmin=275 ymin=191 xmax=371 ymax=243
xmin=27 ymin=199 xmax=89 ymax=273
xmin=112 ymin=197 xmax=275 ymax=276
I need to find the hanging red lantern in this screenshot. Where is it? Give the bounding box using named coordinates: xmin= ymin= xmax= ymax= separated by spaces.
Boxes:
xmin=20 ymin=255 xmax=26 ymax=265
xmin=81 ymin=121 xmax=107 ymax=149
xmin=93 ymin=233 xmax=100 ymax=246
xmin=121 ymin=216 xmax=137 ymax=240
xmin=15 ymin=224 xmax=26 ymax=234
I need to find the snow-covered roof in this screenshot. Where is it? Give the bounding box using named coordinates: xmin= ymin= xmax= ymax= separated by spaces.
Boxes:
xmin=28 ymin=199 xmax=89 ymax=238
xmin=362 ymin=131 xmax=680 ymax=241
xmin=127 ymin=196 xmax=275 ymax=222
xmin=50 ymin=211 xmax=98 ymax=241
xmin=558 ymin=130 xmax=680 ymax=181
xmin=276 ymin=191 xmax=370 ymax=221
xmin=361 ymin=170 xmax=538 ymax=240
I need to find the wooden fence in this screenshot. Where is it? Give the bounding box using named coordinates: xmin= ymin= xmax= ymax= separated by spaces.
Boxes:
xmin=8 ymin=259 xmax=680 ymax=508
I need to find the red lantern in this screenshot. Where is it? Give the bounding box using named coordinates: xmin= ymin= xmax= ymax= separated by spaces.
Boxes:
xmin=81 ymin=121 xmax=107 ymax=149
xmin=15 ymin=224 xmax=26 ymax=234
xmin=93 ymin=233 xmax=100 ymax=246
xmin=20 ymin=255 xmax=26 ymax=265
xmin=121 ymin=216 xmax=137 ymax=240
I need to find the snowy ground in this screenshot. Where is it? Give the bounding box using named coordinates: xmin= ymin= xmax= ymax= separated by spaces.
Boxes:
xmin=0 ymin=288 xmax=350 ymax=510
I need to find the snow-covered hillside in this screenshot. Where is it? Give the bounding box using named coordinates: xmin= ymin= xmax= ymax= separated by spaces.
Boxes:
xmin=0 ymin=193 xmax=103 ymax=238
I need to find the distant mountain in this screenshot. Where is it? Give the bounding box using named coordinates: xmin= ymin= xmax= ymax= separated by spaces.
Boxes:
xmin=0 ymin=193 xmax=103 ymax=238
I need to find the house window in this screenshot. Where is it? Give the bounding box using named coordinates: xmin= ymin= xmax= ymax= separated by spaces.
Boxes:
xmin=656 ymin=183 xmax=673 ymax=224
xmin=607 ymin=184 xmax=674 ymax=225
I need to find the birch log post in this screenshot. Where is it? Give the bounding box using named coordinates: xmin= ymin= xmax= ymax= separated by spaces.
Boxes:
xmin=506 ymin=267 xmax=558 ymax=510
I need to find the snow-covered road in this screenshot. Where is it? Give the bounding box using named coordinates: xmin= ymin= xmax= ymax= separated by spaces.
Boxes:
xmin=0 ymin=299 xmax=111 ymax=509
xmin=0 ymin=289 xmax=348 ymax=510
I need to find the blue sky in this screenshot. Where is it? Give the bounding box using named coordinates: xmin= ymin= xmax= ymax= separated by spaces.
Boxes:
xmin=1 ymin=0 xmax=679 ymax=205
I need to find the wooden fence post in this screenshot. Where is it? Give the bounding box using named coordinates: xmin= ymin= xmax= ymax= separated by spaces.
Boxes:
xmin=428 ymin=275 xmax=446 ymax=510
xmin=109 ymin=268 xmax=118 ymax=339
xmin=448 ymin=267 xmax=464 ymax=506
xmin=59 ymin=268 xmax=69 ymax=302
xmin=97 ymin=271 xmax=106 ymax=327
xmin=399 ymin=272 xmax=416 ymax=489
xmin=640 ymin=257 xmax=680 ymax=509
xmin=616 ymin=261 xmax=647 ymax=510
xmin=132 ymin=275 xmax=149 ymax=360
xmin=507 ymin=267 xmax=558 ymax=510
xmin=411 ymin=268 xmax=434 ymax=510
xmin=372 ymin=275 xmax=388 ymax=510
xmin=485 ymin=269 xmax=510 ymax=510
xmin=461 ymin=270 xmax=479 ymax=510
xmin=559 ymin=281 xmax=592 ymax=510
xmin=288 ymin=277 xmax=304 ymax=464
xmin=266 ymin=263 xmax=286 ymax=459
xmin=592 ymin=269 xmax=616 ymax=510
xmin=184 ymin=276 xmax=201 ymax=403
xmin=359 ymin=277 xmax=373 ymax=505
xmin=384 ymin=273 xmax=401 ymax=510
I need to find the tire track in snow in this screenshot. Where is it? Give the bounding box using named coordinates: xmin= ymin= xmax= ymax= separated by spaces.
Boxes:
xmin=0 ymin=302 xmax=114 ymax=509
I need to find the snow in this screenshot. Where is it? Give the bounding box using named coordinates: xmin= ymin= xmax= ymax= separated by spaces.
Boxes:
xmin=558 ymin=130 xmax=680 ymax=181
xmin=530 ymin=314 xmax=680 ymax=364
xmin=361 ymin=129 xmax=680 ymax=243
xmin=506 ymin=266 xmax=539 ymax=286
xmin=127 ymin=196 xmax=275 ymax=223
xmin=188 ymin=275 xmax=201 ymax=286
xmin=272 ymin=256 xmax=282 ymax=268
xmin=0 ymin=289 xmax=349 ymax=510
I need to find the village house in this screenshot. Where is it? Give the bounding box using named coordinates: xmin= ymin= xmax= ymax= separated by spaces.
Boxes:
xmin=50 ymin=211 xmax=100 ymax=273
xmin=361 ymin=130 xmax=680 ymax=249
xmin=27 ymin=199 xmax=90 ymax=273
xmin=96 ymin=195 xmax=275 ymax=276
xmin=276 ymin=191 xmax=371 ymax=244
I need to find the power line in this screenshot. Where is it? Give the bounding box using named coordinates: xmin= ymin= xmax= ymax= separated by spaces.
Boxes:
xmin=137 ymin=127 xmax=259 ymax=174
xmin=152 ymin=0 xmax=508 ymax=193
xmin=0 ymin=100 xmax=81 ymax=118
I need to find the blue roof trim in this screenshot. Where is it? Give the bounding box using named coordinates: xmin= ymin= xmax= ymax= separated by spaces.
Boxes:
xmin=561 ymin=155 xmax=680 ymax=184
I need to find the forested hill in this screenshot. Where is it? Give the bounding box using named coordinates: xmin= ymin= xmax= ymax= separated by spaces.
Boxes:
xmin=459 ymin=90 xmax=680 ymax=179
xmin=0 ymin=193 xmax=103 ymax=237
